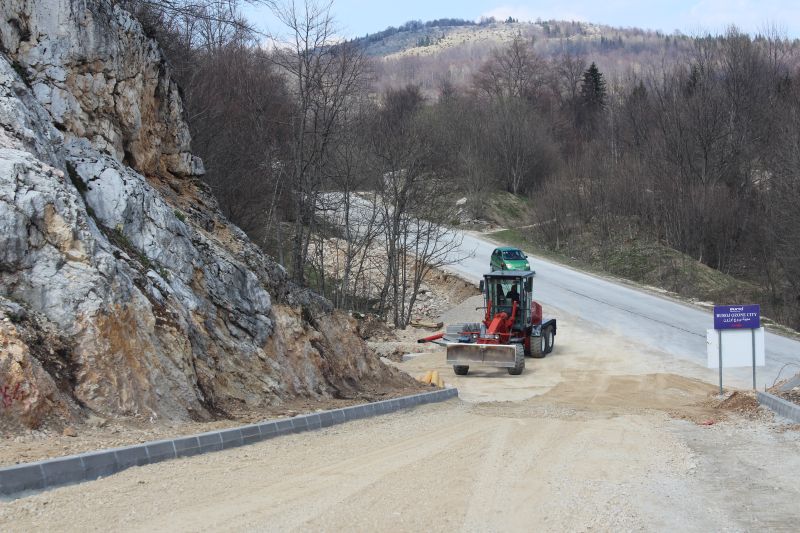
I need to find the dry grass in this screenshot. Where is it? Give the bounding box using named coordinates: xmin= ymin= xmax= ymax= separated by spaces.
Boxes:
xmin=487 ymin=223 xmax=766 ymax=315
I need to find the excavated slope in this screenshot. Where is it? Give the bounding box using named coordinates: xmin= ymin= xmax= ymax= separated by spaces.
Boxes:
xmin=0 ymin=0 xmax=414 ymax=430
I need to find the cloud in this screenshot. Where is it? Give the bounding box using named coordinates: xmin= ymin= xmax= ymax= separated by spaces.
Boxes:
xmin=477 ymin=1 xmax=799 ymax=37
xmin=682 ymin=0 xmax=800 ymax=36
xmin=479 ymin=3 xmax=588 ymax=24
xmin=478 ymin=5 xmax=536 ymax=21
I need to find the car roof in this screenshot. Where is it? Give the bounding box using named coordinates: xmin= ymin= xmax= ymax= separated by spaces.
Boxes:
xmin=494 ymin=246 xmax=522 ymax=252
xmin=485 ymin=270 xmax=535 ymax=279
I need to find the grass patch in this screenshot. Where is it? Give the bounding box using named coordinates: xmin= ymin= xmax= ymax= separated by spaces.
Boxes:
xmin=480 ymin=192 xmax=534 ymax=228
xmin=487 ymin=224 xmax=764 ymax=308
xmin=107 ymin=225 xmax=153 ymax=271
xmin=10 ymin=60 xmax=32 ymax=88
xmin=65 ymin=161 xmax=87 ymax=194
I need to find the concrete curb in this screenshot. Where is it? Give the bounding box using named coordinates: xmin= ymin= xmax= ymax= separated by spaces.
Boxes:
xmin=757 ymin=391 xmax=800 ymax=424
xmin=0 ymin=387 xmax=458 ymax=498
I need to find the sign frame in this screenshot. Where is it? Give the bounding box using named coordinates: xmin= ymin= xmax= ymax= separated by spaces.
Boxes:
xmin=709 ymin=304 xmax=764 ymax=394
xmin=713 ymin=304 xmax=760 ymax=330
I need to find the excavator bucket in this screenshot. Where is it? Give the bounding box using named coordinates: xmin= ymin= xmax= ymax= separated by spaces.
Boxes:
xmin=446 ymin=343 xmax=518 ymax=368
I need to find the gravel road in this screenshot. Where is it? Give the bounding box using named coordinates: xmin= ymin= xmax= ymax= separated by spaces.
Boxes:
xmin=1 ymin=298 xmax=798 ymax=531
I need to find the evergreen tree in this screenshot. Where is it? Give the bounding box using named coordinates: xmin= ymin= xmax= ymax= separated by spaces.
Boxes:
xmin=580 ymin=62 xmax=607 ymax=112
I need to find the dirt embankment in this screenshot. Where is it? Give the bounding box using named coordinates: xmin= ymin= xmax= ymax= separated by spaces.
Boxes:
xmin=0 ymin=267 xmax=479 ymax=467
xmin=768 ymin=372 xmax=800 ymax=408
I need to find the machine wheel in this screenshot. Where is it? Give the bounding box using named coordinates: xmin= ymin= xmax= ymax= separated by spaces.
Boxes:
xmin=453 ymin=365 xmax=469 ymax=375
xmin=507 ymin=344 xmax=525 ymax=375
xmin=543 ymin=326 xmax=555 ymax=355
xmin=530 ymin=333 xmax=546 ymax=358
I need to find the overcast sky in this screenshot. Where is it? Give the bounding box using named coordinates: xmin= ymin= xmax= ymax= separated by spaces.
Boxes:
xmin=245 ymin=0 xmax=800 ymax=39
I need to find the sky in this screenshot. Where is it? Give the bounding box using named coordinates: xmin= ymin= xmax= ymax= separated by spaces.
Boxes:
xmin=245 ymin=0 xmax=800 ymax=40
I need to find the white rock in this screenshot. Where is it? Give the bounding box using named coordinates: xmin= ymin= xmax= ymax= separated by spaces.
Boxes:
xmin=0 ymin=0 xmax=393 ymax=429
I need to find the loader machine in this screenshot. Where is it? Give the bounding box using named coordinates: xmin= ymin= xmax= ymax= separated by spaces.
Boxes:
xmin=418 ymin=271 xmax=556 ymax=375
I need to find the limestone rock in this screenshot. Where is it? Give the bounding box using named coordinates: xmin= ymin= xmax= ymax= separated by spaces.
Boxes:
xmin=0 ymin=0 xmax=415 ymax=430
xmin=0 ymin=297 xmax=78 ymax=430
xmin=0 ymin=0 xmax=197 ymax=177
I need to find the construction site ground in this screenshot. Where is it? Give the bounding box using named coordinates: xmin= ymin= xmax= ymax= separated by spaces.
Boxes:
xmin=2 ymin=295 xmax=799 ymax=531
xmin=0 ymin=392 xmax=427 ymax=468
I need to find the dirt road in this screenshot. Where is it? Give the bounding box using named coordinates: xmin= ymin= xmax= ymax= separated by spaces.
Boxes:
xmin=1 ymin=299 xmax=799 ymax=531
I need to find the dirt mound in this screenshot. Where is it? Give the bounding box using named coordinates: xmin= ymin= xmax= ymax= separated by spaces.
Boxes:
xmin=711 ymin=391 xmax=761 ymax=413
xmin=773 ymin=387 xmax=800 ymax=408
xmin=524 ymin=374 xmax=773 ymax=425
xmin=768 ymin=374 xmax=800 ymax=407
xmin=355 ymin=314 xmax=396 ymax=341
xmin=534 ymin=372 xmax=717 ymax=414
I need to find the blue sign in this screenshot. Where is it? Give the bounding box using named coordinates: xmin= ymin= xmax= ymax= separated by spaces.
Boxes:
xmin=714 ymin=304 xmax=760 ymax=330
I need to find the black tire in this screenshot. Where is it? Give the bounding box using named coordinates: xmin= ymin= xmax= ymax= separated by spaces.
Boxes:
xmin=453 ymin=365 xmax=469 ymax=375
xmin=544 ymin=326 xmax=555 ymax=355
xmin=507 ymin=344 xmax=525 ymax=375
xmin=530 ymin=332 xmax=546 ymax=358
xmin=524 ymin=331 xmax=532 ymax=357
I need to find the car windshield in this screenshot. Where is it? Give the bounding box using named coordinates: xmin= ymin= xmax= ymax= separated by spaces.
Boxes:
xmin=502 ymin=250 xmax=525 ymax=260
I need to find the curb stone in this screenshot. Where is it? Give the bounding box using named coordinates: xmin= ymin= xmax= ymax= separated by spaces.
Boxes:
xmin=757 ymin=391 xmax=800 ymax=424
xmin=0 ymin=387 xmax=458 ymax=499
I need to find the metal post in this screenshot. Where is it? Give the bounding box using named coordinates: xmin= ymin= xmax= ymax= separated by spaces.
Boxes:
xmin=718 ymin=329 xmax=723 ymax=395
xmin=751 ymin=328 xmax=756 ymax=390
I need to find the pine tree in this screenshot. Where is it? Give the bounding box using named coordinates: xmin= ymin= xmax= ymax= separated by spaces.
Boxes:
xmin=580 ymin=62 xmax=607 ymax=112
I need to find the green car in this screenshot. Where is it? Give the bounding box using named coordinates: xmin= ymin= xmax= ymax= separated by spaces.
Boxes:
xmin=490 ymin=247 xmax=531 ymax=272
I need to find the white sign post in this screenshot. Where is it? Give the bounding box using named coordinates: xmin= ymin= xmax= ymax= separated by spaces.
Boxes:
xmin=707 ymin=305 xmax=765 ymax=394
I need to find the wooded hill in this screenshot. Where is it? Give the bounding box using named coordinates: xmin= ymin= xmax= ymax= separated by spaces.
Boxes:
xmin=129 ymin=1 xmax=800 ymax=330
xmin=352 ymin=18 xmax=701 ymax=95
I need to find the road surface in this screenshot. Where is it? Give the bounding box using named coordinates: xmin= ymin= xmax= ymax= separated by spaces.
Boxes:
xmin=3 ymin=302 xmax=798 ymax=532
xmin=446 ymin=231 xmax=800 ymax=390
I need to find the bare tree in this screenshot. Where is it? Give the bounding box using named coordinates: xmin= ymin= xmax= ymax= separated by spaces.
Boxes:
xmin=270 ymin=0 xmax=367 ymax=284
xmin=318 ymin=99 xmax=384 ymax=311
xmin=485 ymin=98 xmax=557 ymax=194
xmin=474 ymin=34 xmax=546 ymax=102
xmin=553 ymin=52 xmax=586 ymax=104
xmin=368 ymin=86 xmax=466 ymax=327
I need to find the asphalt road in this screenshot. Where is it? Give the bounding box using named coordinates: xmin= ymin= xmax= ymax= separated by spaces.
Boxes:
xmin=445 ymin=231 xmax=800 ymax=390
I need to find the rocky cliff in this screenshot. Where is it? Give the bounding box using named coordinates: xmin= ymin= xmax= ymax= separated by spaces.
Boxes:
xmin=0 ymin=0 xmax=414 ymax=430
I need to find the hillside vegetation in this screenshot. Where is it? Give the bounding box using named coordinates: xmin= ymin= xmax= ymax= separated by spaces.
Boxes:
xmin=129 ymin=1 xmax=800 ymax=331
xmin=355 ymin=19 xmax=697 ymax=95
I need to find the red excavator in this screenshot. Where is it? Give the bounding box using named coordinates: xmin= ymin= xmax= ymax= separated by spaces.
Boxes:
xmin=418 ymin=271 xmax=556 ymax=375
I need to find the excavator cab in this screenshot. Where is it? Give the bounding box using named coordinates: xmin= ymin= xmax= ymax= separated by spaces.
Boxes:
xmin=482 ymin=272 xmax=535 ymax=330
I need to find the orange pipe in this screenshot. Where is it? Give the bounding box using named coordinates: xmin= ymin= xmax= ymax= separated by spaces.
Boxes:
xmin=417 ymin=332 xmax=445 ymax=343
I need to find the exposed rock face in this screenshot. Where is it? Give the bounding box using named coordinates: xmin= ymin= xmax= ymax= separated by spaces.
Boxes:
xmin=0 ymin=0 xmax=201 ymax=177
xmin=0 ymin=0 xmax=413 ymax=429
